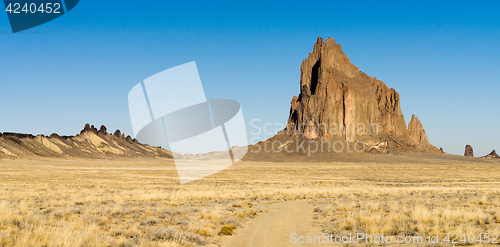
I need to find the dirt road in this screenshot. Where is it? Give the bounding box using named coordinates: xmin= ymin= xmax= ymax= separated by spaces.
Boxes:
xmin=221 ymin=200 xmax=327 ymax=247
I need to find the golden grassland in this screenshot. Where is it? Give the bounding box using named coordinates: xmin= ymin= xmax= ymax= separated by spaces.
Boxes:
xmin=0 ymin=153 xmax=499 ymax=246
xmin=313 ymin=190 xmax=500 ymax=246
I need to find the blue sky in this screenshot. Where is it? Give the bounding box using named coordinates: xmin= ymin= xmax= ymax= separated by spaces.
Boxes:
xmin=0 ymin=0 xmax=498 ymax=156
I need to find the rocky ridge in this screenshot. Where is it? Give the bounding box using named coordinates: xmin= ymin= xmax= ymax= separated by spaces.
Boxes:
xmin=0 ymin=124 xmax=172 ymax=159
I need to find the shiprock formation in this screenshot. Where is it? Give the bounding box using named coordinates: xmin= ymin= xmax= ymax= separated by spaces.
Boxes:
xmin=0 ymin=124 xmax=171 ymax=159
xmin=253 ymin=37 xmax=441 ymax=156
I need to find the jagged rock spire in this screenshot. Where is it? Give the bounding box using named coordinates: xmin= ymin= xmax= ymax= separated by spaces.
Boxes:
xmin=286 ymin=37 xmax=439 ymax=152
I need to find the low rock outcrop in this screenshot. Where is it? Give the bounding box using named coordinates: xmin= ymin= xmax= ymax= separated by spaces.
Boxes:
xmin=483 ymin=150 xmax=499 ymax=158
xmin=464 ymin=145 xmax=474 ymax=157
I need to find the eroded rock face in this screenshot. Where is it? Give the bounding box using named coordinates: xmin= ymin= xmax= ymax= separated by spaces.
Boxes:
xmin=464 ymin=145 xmax=474 ymax=157
xmin=286 ymin=37 xmax=438 ymax=152
xmin=408 ymin=115 xmax=431 ymax=148
xmin=98 ymin=125 xmax=107 ymax=135
xmin=81 ymin=123 xmax=98 ymax=134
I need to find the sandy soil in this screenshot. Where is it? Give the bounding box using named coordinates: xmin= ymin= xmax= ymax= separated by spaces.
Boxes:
xmin=220 ymin=201 xmax=324 ymax=247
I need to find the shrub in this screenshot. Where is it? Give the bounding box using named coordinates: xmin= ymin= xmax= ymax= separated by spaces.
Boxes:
xmin=152 ymin=227 xmax=205 ymax=245
xmin=183 ymin=232 xmax=205 ymax=245
xmin=153 ymin=226 xmax=179 ymax=241
xmin=219 ymin=226 xmax=234 ymax=236
xmin=219 ymin=217 xmax=239 ymax=226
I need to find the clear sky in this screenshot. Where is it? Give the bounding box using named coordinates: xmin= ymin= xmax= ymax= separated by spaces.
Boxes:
xmin=0 ymin=1 xmax=498 ymax=156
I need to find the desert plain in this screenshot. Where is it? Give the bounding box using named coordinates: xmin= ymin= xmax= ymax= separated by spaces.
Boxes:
xmin=1 ymin=153 xmax=500 ymax=247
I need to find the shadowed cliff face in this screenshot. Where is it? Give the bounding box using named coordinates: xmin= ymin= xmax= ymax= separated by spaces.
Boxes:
xmin=287 ymin=37 xmax=439 ymax=153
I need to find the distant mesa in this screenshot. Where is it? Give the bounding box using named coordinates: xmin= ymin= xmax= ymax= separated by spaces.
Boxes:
xmin=0 ymin=124 xmax=171 ymax=159
xmin=464 ymin=145 xmax=474 ymax=157
xmin=483 ymin=150 xmax=500 ymax=159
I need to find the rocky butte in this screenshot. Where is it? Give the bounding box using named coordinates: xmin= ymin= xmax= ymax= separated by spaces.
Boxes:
xmin=464 ymin=145 xmax=474 ymax=157
xmin=276 ymin=37 xmax=441 ymax=154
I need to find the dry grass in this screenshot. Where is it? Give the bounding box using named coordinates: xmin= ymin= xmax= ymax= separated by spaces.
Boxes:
xmin=0 ymin=182 xmax=267 ymax=247
xmin=313 ymin=189 xmax=500 ymax=246
xmin=0 ymin=154 xmax=499 ymax=246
